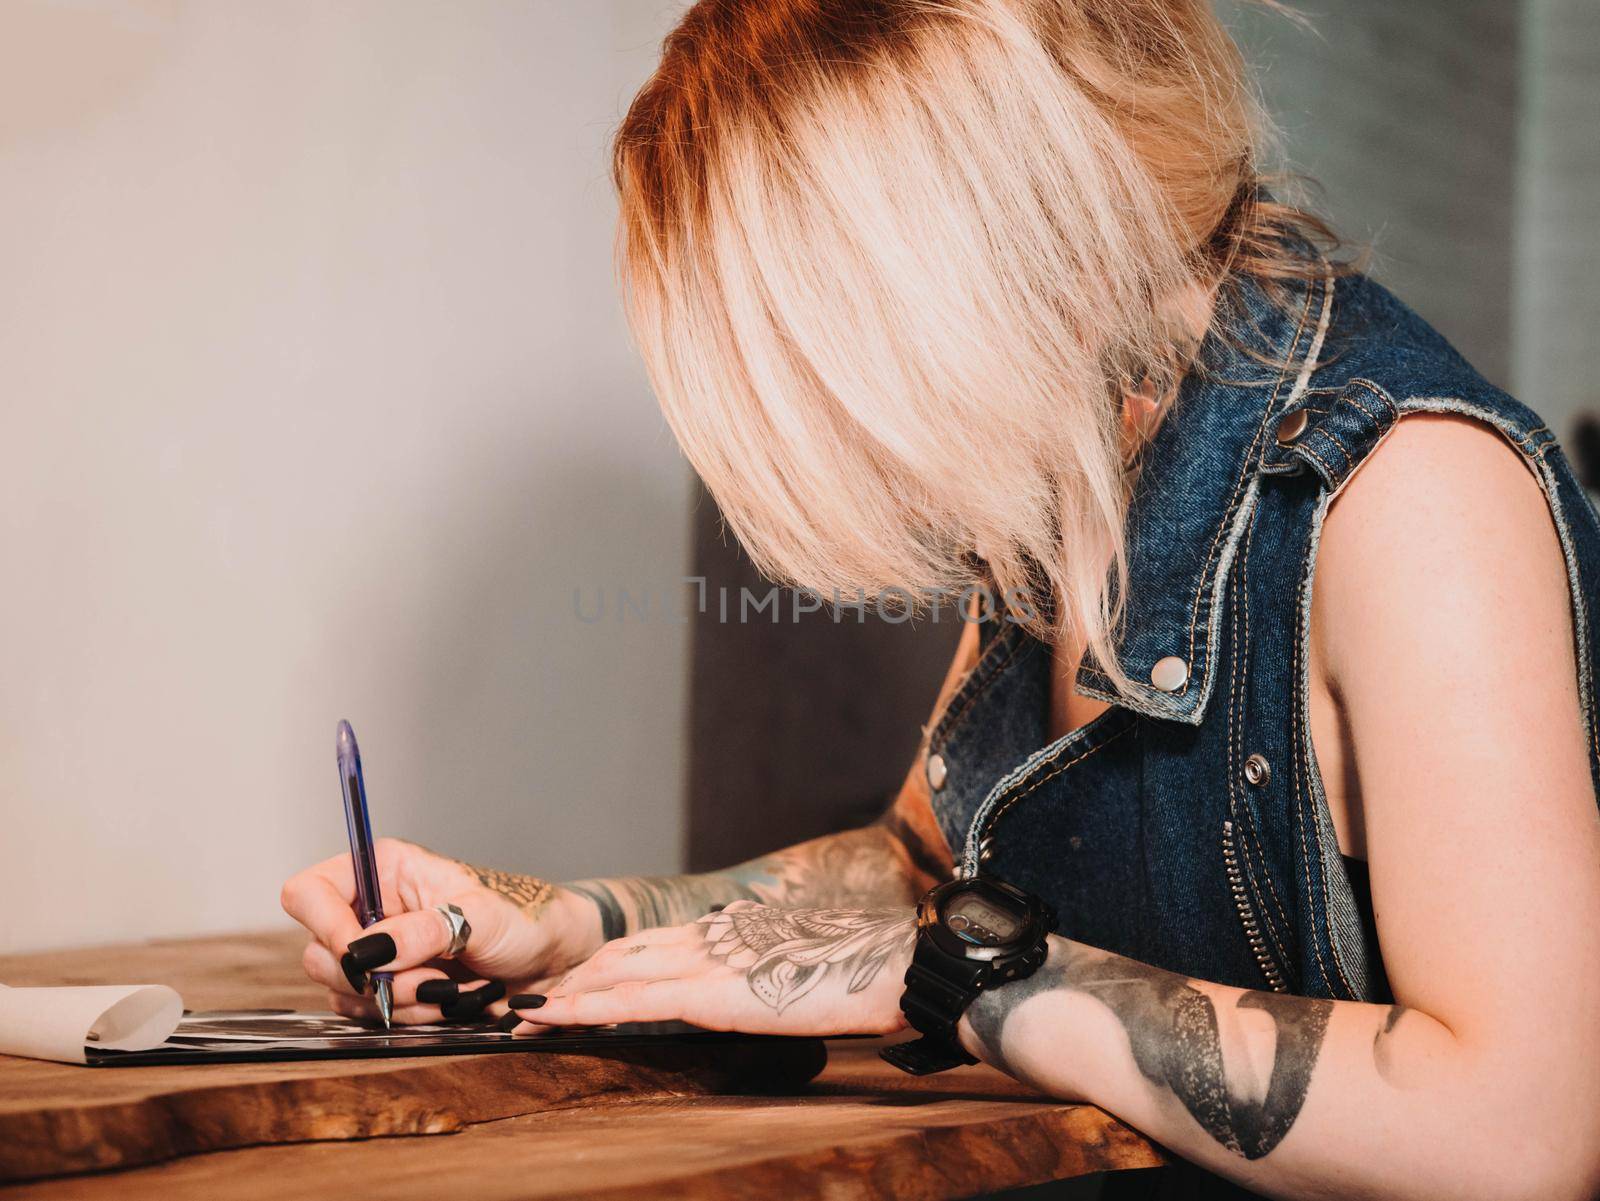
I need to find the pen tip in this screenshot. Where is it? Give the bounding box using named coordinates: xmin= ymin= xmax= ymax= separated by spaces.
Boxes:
xmin=336 ymin=719 xmax=357 ymax=756
xmin=376 ymin=979 xmax=393 ymax=1029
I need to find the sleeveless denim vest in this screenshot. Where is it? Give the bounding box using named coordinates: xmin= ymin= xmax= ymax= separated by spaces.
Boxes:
xmin=925 ymin=268 xmax=1600 ymax=1003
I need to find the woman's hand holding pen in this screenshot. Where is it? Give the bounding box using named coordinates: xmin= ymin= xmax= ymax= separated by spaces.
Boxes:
xmin=280 ymin=838 xmax=601 ymax=1025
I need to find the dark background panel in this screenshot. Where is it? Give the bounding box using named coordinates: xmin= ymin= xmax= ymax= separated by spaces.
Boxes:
xmin=685 ymin=486 xmax=959 ymax=871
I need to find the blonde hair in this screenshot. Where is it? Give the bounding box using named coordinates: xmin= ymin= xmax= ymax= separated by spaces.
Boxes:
xmin=612 ymin=0 xmax=1333 ymax=695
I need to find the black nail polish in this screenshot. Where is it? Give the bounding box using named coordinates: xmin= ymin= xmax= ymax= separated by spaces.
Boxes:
xmin=415 ymin=979 xmax=459 ymax=1006
xmin=439 ymin=996 xmax=485 ymax=1023
xmin=439 ymin=979 xmax=506 ymax=1024
xmin=346 ymin=932 xmax=397 ymax=970
xmin=467 ymin=980 xmax=507 ymax=1006
xmin=509 ymin=993 xmax=547 ymax=1010
xmin=497 ymin=1011 xmax=524 ymax=1033
xmin=340 ymin=953 xmax=368 ymax=994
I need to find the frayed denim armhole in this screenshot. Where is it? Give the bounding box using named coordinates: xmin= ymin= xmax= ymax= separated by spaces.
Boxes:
xmin=1287 ymin=380 xmax=1600 ymax=1000
xmin=1296 ymin=487 xmax=1375 ymax=999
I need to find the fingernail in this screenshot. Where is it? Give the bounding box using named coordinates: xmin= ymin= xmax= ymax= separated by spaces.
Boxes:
xmin=468 ymin=980 xmax=507 ymax=1006
xmin=440 ymin=996 xmax=487 ymax=1023
xmin=346 ymin=932 xmax=397 ymax=970
xmin=440 ymin=982 xmax=505 ymax=1024
xmin=415 ymin=979 xmax=459 ymax=1005
xmin=497 ymin=1011 xmax=524 ymax=1033
xmin=509 ymin=993 xmax=547 ymax=1010
xmin=340 ymin=954 xmax=368 ymax=994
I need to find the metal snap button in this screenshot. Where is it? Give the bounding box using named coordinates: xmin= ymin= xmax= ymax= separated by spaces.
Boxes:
xmin=1243 ymin=753 xmax=1271 ymax=787
xmin=1150 ymin=655 xmax=1189 ymax=692
xmin=1274 ymin=409 xmax=1309 ymax=446
xmin=926 ymin=752 xmax=948 ymax=791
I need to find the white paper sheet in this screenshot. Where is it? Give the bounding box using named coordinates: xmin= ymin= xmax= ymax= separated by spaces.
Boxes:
xmin=0 ymin=983 xmax=184 ymax=1064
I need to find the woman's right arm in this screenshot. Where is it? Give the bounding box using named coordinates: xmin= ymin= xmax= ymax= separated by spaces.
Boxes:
xmin=282 ymin=621 xmax=977 ymax=1022
xmin=552 ymin=759 xmax=957 ymax=947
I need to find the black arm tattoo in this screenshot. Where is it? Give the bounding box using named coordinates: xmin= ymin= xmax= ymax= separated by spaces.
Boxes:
xmin=564 ymin=876 xmax=759 ymax=942
xmin=561 ymin=825 xmax=925 ymax=942
xmin=699 ymin=906 xmax=915 ymax=1012
xmin=564 ymin=881 xmax=627 ymax=942
xmin=460 ymin=862 xmax=556 ymax=916
xmin=1372 ymin=1004 xmax=1412 ymax=1086
xmin=967 ymin=942 xmax=1333 ymax=1161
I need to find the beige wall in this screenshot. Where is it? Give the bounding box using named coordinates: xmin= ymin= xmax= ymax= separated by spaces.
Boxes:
xmin=0 ymin=0 xmax=692 ymax=953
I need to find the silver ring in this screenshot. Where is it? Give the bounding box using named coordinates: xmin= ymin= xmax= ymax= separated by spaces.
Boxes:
xmin=434 ymin=903 xmax=472 ymax=959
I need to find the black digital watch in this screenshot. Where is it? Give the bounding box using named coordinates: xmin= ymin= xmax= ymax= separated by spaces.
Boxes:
xmin=880 ymin=875 xmax=1054 ymax=1076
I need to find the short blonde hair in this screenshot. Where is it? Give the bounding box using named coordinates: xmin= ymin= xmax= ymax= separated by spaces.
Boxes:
xmin=612 ymin=0 xmax=1331 ymax=694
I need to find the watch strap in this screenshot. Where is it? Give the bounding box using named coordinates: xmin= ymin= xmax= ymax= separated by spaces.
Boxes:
xmin=879 ymin=945 xmax=985 ymax=1073
xmin=879 ymin=1033 xmax=976 ymax=1075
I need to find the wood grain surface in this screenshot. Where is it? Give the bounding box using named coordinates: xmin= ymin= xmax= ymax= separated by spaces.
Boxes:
xmin=0 ymin=930 xmax=1163 ymax=1199
xmin=0 ymin=931 xmax=823 ymax=1182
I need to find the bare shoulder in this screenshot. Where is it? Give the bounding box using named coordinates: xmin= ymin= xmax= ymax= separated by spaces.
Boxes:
xmin=1313 ymin=410 xmax=1577 ymax=700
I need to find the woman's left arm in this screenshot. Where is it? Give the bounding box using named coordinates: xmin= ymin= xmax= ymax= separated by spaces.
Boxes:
xmin=960 ymin=415 xmax=1600 ymax=1200
xmin=511 ymin=416 xmax=1600 ymax=1200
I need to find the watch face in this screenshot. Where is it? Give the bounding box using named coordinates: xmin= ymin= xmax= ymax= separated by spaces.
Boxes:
xmin=943 ymin=891 xmax=1025 ymax=947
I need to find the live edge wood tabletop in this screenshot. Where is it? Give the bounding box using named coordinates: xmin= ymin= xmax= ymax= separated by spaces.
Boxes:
xmin=0 ymin=931 xmax=1161 ymax=1200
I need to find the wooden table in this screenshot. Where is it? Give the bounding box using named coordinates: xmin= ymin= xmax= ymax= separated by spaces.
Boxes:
xmin=0 ymin=931 xmax=1162 ymax=1199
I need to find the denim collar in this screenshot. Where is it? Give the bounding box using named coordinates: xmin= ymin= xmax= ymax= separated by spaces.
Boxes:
xmin=1075 ymin=267 xmax=1334 ymax=724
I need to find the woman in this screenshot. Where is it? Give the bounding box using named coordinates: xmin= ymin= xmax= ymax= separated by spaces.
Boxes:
xmin=281 ymin=1 xmax=1600 ymax=1196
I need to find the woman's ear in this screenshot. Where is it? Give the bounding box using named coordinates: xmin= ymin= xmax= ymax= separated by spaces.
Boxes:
xmin=1119 ymin=377 xmax=1168 ymax=460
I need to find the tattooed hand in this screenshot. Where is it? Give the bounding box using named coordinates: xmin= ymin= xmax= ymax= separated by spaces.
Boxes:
xmin=504 ymin=901 xmax=916 ymax=1036
xmin=280 ymin=838 xmax=599 ymax=1025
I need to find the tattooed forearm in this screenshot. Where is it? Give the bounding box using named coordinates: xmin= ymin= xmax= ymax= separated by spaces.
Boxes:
xmin=561 ymin=825 xmax=925 ymax=941
xmin=700 ymin=906 xmax=915 ymax=1012
xmin=876 ymin=804 xmax=954 ymax=890
xmin=741 ymin=827 xmax=927 ymax=908
xmin=966 ymin=941 xmax=1333 ymax=1160
xmin=564 ymin=876 xmax=759 ymax=941
xmin=460 ymin=862 xmax=556 ymax=916
xmin=563 ymin=881 xmax=626 ymax=942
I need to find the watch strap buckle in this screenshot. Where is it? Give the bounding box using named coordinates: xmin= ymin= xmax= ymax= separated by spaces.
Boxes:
xmin=879 ymin=1035 xmax=978 ymax=1076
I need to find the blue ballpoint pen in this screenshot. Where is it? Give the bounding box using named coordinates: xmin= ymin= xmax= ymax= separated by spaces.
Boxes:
xmin=336 ymin=720 xmax=394 ymax=1028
